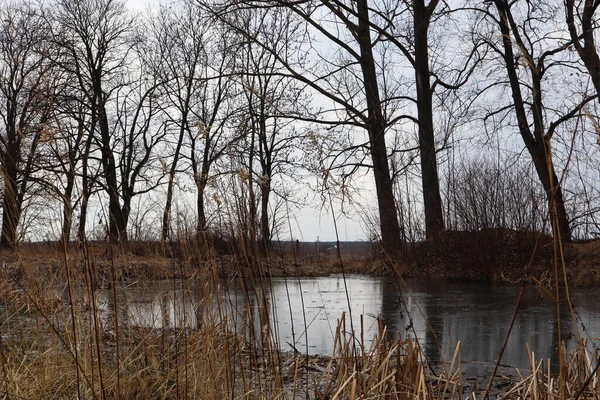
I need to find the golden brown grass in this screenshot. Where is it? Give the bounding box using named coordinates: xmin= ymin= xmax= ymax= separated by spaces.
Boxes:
xmin=0 ymin=236 xmax=597 ymax=399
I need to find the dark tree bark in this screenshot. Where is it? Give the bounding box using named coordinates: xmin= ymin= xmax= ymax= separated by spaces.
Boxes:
xmin=162 ymin=122 xmax=186 ymax=243
xmin=259 ymin=181 xmax=271 ymax=248
xmin=493 ymin=0 xmax=572 ymax=242
xmin=414 ymin=0 xmax=445 ymax=238
xmin=254 ymin=89 xmax=271 ymax=250
xmin=195 ymin=160 xmax=210 ymax=235
xmin=96 ymin=83 xmax=128 ymax=242
xmin=355 ymin=0 xmax=402 ymax=255
xmin=191 ymin=120 xmax=217 ymax=238
xmin=1 ymin=146 xmax=20 ymax=248
xmin=246 ymin=112 xmax=258 ymax=243
xmin=60 ymin=164 xmax=75 ymax=246
xmin=78 ymin=129 xmax=95 ymax=242
xmin=257 ymin=109 xmax=272 ymax=249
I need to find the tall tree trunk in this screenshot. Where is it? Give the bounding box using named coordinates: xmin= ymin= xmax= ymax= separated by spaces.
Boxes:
xmin=78 ymin=177 xmax=89 ymax=243
xmin=257 ymin=100 xmax=271 ymax=251
xmin=356 ymin=0 xmax=402 ymax=256
xmin=260 ymin=180 xmax=270 ymax=250
xmin=162 ymin=169 xmax=177 ymax=243
xmin=95 ymin=78 xmax=127 ymax=243
xmin=531 ymin=140 xmax=571 ymax=242
xmin=414 ymin=0 xmax=445 ymax=239
xmin=247 ymin=125 xmax=258 ymax=242
xmin=196 ymin=184 xmax=206 ymax=237
xmin=196 ymin=162 xmax=210 ymax=238
xmin=60 ymin=168 xmax=75 ymax=247
xmin=105 ymin=165 xmax=127 ymax=242
xmin=161 ymin=126 xmax=185 ymax=243
xmin=494 ymin=0 xmax=571 ymax=242
xmin=1 ymin=152 xmax=20 ymax=248
xmin=62 ymin=117 xmax=85 ymax=247
xmin=162 ymin=92 xmax=190 ymax=244
xmin=120 ymin=197 xmax=131 ymax=239
xmin=78 ymin=133 xmax=94 ymax=243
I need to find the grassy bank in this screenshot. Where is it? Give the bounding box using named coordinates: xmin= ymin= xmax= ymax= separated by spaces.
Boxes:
xmin=3 ymin=228 xmax=600 ymax=287
xmin=0 ymin=233 xmax=598 ymax=399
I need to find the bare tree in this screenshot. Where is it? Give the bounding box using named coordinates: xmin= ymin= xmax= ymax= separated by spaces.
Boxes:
xmin=0 ymin=2 xmax=53 ymax=248
xmin=52 ymin=0 xmax=163 ymax=242
xmin=52 ymin=0 xmax=134 ymax=242
xmin=479 ymin=0 xmax=598 ymax=242
xmin=235 ymin=8 xmax=308 ymax=249
xmin=200 ymin=0 xmax=404 ymax=255
xmin=37 ymin=96 xmax=88 ymax=246
xmin=365 ymin=0 xmax=482 ymax=238
xmin=113 ymin=46 xmax=166 ymax=238
xmin=149 ymin=1 xmax=210 ymax=243
xmin=150 ymin=1 xmax=243 ymax=242
xmin=413 ymin=0 xmax=445 ymax=238
xmin=186 ymin=58 xmax=238 ymax=239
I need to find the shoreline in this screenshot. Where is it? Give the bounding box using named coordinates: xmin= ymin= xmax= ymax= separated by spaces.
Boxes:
xmin=1 ymin=229 xmax=599 ymax=287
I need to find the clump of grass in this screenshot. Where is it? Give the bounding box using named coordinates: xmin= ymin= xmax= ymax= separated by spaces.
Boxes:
xmin=314 ymin=315 xmax=430 ymax=399
xmin=499 ymin=342 xmax=600 ymax=399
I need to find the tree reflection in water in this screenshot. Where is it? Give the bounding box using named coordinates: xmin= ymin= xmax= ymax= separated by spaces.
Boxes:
xmin=84 ymin=276 xmax=600 ymax=377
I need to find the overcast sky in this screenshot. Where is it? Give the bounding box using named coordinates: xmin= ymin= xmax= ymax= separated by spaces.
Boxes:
xmin=128 ymin=0 xmax=152 ymax=10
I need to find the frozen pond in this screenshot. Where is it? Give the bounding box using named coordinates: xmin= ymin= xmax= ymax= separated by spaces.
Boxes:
xmin=64 ymin=275 xmax=600 ymax=377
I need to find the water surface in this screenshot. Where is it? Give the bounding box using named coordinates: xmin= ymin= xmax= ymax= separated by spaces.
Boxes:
xmin=75 ymin=275 xmax=600 ymax=377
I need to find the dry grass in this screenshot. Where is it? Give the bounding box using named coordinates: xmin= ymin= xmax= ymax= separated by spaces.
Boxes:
xmin=496 ymin=342 xmax=600 ymax=399
xmin=312 ymin=317 xmax=454 ymax=399
xmin=0 ymin=235 xmax=597 ymax=399
xmin=0 ymin=240 xmax=422 ymax=399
